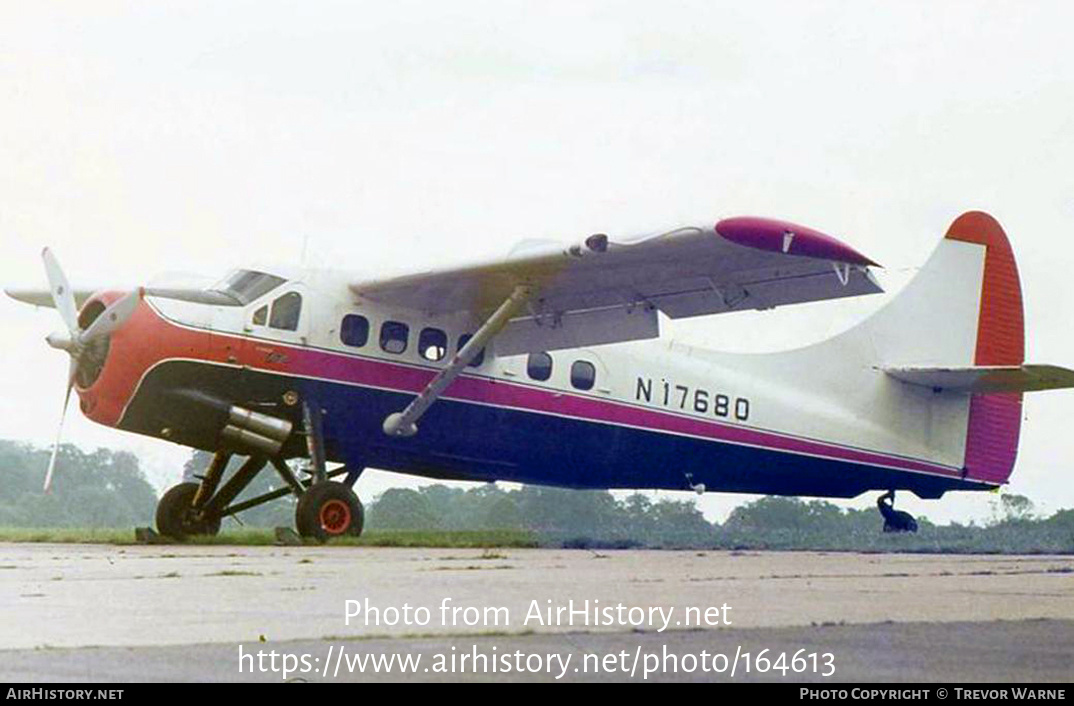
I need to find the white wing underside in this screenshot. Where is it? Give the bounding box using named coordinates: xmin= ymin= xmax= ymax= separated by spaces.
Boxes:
xmin=351 ymin=223 xmax=882 ymax=354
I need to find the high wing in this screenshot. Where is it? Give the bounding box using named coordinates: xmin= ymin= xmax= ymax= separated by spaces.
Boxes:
xmin=352 ymin=216 xmax=882 ymax=356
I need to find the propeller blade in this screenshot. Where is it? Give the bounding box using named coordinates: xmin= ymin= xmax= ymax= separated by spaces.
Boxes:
xmin=67 ymin=355 xmax=78 ymax=387
xmin=45 ymin=330 xmax=78 ymax=352
xmin=44 ymin=382 xmax=73 ymax=493
xmin=78 ymin=288 xmax=143 ymax=344
xmin=41 ymin=248 xmax=80 ymax=335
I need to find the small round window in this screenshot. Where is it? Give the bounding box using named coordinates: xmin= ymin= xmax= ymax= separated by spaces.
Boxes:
xmin=380 ymin=321 xmax=409 ymax=354
xmin=570 ymin=360 xmax=596 ymax=390
xmin=419 ymin=327 xmax=448 ymax=361
xmin=340 ymin=314 xmax=369 ymax=347
xmin=527 ymin=352 xmax=553 ymax=381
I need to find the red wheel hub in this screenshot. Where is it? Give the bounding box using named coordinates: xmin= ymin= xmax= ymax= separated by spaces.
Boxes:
xmin=319 ymin=499 xmax=351 ymax=535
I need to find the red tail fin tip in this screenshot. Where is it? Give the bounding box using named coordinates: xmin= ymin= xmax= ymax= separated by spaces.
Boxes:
xmin=945 ymin=211 xmax=1025 ymax=484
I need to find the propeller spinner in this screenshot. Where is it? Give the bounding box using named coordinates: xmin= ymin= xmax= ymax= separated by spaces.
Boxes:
xmin=40 ymin=247 xmax=142 ymax=493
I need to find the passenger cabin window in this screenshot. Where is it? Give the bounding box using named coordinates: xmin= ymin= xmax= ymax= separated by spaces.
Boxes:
xmin=380 ymin=321 xmax=409 ymax=354
xmin=457 ymin=334 xmax=485 ymax=367
xmin=570 ymin=360 xmax=596 ymax=390
xmin=252 ymin=305 xmax=268 ymax=326
xmin=419 ymin=327 xmax=448 ymax=361
xmin=341 ymin=314 xmax=370 ymax=348
xmin=527 ymin=352 xmax=553 ymax=381
xmin=268 ymin=292 xmax=302 ymax=331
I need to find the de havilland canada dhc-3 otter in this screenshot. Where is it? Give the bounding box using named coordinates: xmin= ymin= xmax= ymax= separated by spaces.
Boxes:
xmin=8 ymin=211 xmax=1074 ymax=539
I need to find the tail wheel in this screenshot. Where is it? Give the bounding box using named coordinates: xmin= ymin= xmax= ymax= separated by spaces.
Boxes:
xmin=296 ymin=482 xmax=364 ymax=541
xmin=156 ymin=482 xmax=222 ymax=539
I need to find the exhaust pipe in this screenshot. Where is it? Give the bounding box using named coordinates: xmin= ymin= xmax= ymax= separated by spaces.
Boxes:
xmin=220 ymin=405 xmax=293 ymax=456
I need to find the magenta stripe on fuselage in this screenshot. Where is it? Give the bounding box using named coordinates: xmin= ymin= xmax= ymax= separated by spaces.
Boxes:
xmin=279 ymin=342 xmax=960 ymax=479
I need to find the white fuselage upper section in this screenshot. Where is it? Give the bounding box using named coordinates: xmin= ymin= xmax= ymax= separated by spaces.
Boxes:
xmin=147 ymin=235 xmax=987 ymax=478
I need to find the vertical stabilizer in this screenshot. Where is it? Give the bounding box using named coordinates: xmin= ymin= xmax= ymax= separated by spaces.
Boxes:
xmin=946 ymin=212 xmax=1024 ymax=483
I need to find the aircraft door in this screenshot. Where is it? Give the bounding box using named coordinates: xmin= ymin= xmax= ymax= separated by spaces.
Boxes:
xmin=250 ymin=284 xmax=309 ymax=346
xmin=563 ymin=349 xmax=621 ymax=479
xmin=235 ymin=284 xmax=310 ymax=380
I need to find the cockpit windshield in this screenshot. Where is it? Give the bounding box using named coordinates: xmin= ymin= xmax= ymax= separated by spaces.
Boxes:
xmin=211 ymin=270 xmax=287 ymax=305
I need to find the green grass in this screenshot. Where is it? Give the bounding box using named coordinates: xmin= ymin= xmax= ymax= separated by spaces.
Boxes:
xmin=0 ymin=525 xmax=1069 ymax=553
xmin=347 ymin=529 xmax=538 ymax=548
xmin=0 ymin=526 xmax=540 ymax=548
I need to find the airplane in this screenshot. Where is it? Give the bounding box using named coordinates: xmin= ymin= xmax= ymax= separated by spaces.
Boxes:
xmin=7 ymin=210 xmax=1074 ymax=540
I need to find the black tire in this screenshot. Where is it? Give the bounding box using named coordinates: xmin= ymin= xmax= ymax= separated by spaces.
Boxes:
xmin=295 ymin=482 xmax=364 ymax=541
xmin=896 ymin=511 xmax=919 ymax=533
xmin=882 ymin=512 xmax=918 ymax=534
xmin=156 ymin=482 xmax=221 ymax=539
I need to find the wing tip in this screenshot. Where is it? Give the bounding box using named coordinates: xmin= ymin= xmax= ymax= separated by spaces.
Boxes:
xmin=5 ymin=287 xmax=45 ymax=306
xmin=715 ymin=216 xmax=879 ymax=267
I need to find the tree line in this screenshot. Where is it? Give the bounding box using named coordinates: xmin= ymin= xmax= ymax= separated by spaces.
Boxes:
xmin=0 ymin=441 xmax=158 ymax=527
xmin=1 ymin=442 xmax=1072 ymax=552
xmin=366 ymin=483 xmax=1074 ymax=552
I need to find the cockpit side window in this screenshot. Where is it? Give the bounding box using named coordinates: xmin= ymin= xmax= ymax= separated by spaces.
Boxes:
xmin=252 ymin=305 xmax=268 ymax=326
xmin=269 ymin=292 xmax=302 ymax=331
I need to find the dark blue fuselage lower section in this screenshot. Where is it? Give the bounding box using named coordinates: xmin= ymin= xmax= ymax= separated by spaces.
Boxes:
xmin=120 ymin=361 xmax=987 ymax=499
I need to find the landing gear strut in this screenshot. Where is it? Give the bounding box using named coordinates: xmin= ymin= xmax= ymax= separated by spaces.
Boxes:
xmin=156 ymin=482 xmax=221 ymax=538
xmin=877 ymin=490 xmax=918 ymax=533
xmin=291 ymin=399 xmax=364 ymax=540
xmin=156 ymin=453 xmax=265 ymax=539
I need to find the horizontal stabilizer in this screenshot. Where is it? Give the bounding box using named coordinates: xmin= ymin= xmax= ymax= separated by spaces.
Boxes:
xmin=884 ymin=364 xmax=1074 ymax=394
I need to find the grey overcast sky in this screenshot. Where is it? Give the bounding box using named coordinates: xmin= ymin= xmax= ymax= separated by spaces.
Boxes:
xmin=2 ymin=1 xmax=1073 ymax=524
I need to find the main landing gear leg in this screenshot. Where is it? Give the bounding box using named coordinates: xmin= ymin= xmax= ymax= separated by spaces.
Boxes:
xmin=877 ymin=490 xmax=919 ymax=533
xmin=303 ymin=401 xmax=327 ymax=484
xmin=293 ymin=399 xmax=365 ymax=541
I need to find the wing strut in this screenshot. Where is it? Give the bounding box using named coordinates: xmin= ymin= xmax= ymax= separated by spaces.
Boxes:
xmin=382 ymin=284 xmax=534 ymax=437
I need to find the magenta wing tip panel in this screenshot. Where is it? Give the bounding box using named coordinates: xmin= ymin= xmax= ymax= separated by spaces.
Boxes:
xmin=715 ymin=216 xmax=879 ymax=267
